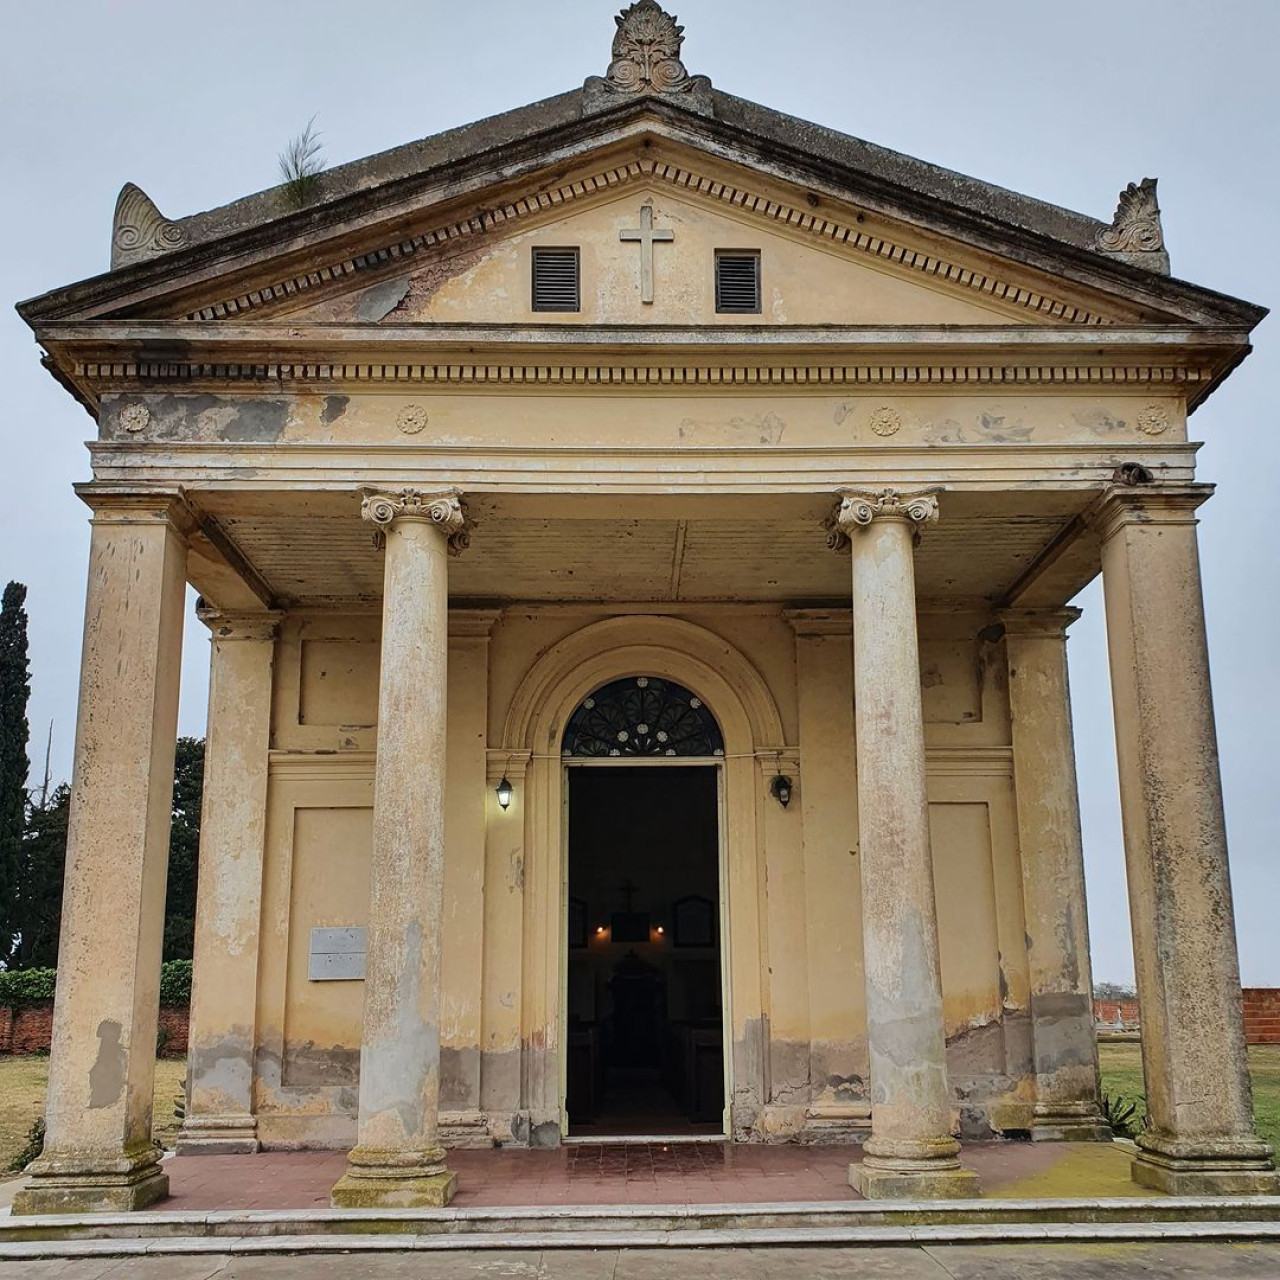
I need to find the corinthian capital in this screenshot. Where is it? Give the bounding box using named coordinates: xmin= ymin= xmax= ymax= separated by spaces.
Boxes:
xmin=833 ymin=487 xmax=940 ymax=542
xmin=360 ymin=487 xmax=469 ymax=554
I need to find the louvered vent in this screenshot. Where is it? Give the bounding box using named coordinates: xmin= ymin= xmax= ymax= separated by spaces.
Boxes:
xmin=715 ymin=251 xmax=761 ymax=314
xmin=532 ymin=247 xmax=580 ymax=312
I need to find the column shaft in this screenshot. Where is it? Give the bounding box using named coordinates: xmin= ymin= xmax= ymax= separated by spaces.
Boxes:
xmin=177 ymin=609 xmax=279 ymax=1155
xmin=15 ymin=495 xmax=188 ymax=1215
xmin=1097 ymin=483 xmax=1275 ymax=1194
xmin=331 ymin=488 xmax=464 ymax=1208
xmin=837 ymin=489 xmax=978 ymax=1199
xmin=1002 ymin=609 xmax=1108 ymax=1142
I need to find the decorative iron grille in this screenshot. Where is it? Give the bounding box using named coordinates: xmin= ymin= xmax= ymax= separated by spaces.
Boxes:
xmin=562 ymin=676 xmax=724 ymax=758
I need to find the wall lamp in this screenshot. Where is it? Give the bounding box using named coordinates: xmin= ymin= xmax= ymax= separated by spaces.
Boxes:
xmin=496 ymin=775 xmax=514 ymax=811
xmin=770 ymin=775 xmax=793 ymax=809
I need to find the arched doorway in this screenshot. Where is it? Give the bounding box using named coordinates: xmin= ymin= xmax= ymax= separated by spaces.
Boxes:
xmin=499 ymin=616 xmax=788 ymax=1144
xmin=563 ymin=675 xmax=727 ymax=1138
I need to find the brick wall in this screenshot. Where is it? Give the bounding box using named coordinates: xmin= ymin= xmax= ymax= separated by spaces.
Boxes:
xmin=1093 ymin=999 xmax=1141 ymax=1027
xmin=0 ymin=1003 xmax=189 ymax=1057
xmin=1243 ymin=988 xmax=1280 ymax=1045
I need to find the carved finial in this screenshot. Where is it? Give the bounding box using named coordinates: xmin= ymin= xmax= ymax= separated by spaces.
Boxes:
xmin=111 ymin=182 xmax=185 ymax=270
xmin=584 ymin=1 xmax=712 ymax=113
xmin=1096 ymin=178 xmax=1169 ymax=275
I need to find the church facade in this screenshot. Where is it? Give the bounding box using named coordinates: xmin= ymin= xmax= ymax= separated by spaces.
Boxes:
xmin=14 ymin=2 xmax=1277 ymax=1212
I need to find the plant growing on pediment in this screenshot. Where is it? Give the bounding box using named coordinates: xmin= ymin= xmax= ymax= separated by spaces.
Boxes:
xmin=278 ymin=116 xmax=325 ymax=210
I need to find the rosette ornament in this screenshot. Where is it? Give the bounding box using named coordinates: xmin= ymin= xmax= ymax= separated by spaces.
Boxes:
xmin=360 ymin=487 xmax=468 ymax=555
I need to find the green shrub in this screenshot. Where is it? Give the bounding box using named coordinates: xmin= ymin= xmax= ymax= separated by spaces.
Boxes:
xmin=0 ymin=960 xmax=192 ymax=1008
xmin=1101 ymin=1089 xmax=1145 ymax=1138
xmin=7 ymin=1117 xmax=45 ymax=1172
xmin=0 ymin=967 xmax=56 ymax=1006
xmin=159 ymin=959 xmax=192 ymax=1005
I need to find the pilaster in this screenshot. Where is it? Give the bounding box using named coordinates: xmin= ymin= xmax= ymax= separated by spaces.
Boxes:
xmin=177 ymin=607 xmax=281 ymax=1155
xmin=1001 ymin=607 xmax=1109 ymax=1143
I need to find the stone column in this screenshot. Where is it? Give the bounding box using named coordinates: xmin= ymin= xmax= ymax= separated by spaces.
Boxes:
xmin=835 ymin=489 xmax=979 ymax=1199
xmin=14 ymin=493 xmax=189 ymax=1215
xmin=330 ymin=487 xmax=466 ymax=1209
xmin=1094 ymin=483 xmax=1277 ymax=1194
xmin=177 ymin=607 xmax=280 ymax=1155
xmin=1001 ymin=608 xmax=1109 ymax=1143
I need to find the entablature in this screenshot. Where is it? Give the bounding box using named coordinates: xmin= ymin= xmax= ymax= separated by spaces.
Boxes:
xmin=39 ymin=322 xmax=1250 ymax=416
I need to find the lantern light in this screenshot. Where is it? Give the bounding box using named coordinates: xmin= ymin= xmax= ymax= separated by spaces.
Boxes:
xmin=770 ymin=775 xmax=793 ymax=809
xmin=496 ymin=775 xmax=514 ymax=810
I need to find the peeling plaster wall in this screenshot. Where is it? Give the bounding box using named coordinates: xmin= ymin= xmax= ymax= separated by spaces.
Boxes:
xmin=243 ymin=604 xmax=1050 ymax=1147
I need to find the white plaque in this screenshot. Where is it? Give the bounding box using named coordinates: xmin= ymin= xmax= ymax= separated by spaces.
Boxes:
xmin=309 ymin=926 xmax=367 ymax=981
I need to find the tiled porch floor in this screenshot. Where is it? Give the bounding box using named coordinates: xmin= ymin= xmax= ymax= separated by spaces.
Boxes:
xmin=155 ymin=1140 xmax=1156 ymax=1211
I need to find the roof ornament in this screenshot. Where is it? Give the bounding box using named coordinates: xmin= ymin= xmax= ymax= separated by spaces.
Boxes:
xmin=1095 ymin=178 xmax=1169 ymax=275
xmin=111 ymin=182 xmax=185 ymax=270
xmin=584 ymin=1 xmax=712 ymax=114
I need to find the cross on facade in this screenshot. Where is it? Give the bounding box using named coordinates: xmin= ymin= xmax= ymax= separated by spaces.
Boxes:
xmin=619 ymin=204 xmax=673 ymax=304
xmin=618 ymin=877 xmax=640 ymax=911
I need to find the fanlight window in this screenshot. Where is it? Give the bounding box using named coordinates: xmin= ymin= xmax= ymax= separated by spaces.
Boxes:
xmin=562 ymin=676 xmax=724 ymax=758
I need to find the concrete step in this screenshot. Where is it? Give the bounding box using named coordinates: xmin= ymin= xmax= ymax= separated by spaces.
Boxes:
xmin=3 ymin=1196 xmax=1280 ymax=1257
xmin=2 ymin=1219 xmax=1280 ymax=1261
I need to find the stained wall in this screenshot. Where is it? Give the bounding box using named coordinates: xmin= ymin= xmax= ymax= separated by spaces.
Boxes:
xmin=245 ymin=600 xmax=1034 ymax=1148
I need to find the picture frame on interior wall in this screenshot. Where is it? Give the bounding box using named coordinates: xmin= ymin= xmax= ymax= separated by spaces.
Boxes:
xmin=568 ymin=897 xmax=588 ymax=949
xmin=673 ymin=895 xmax=716 ymax=948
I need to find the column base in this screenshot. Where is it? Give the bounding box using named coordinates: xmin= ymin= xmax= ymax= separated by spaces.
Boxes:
xmin=175 ymin=1113 xmax=260 ymax=1156
xmin=1031 ymin=1103 xmax=1113 ymax=1143
xmin=1132 ymin=1151 xmax=1279 ymax=1197
xmin=330 ymin=1144 xmax=458 ymax=1208
xmin=331 ymin=1168 xmax=458 ymax=1209
xmin=12 ymin=1148 xmax=169 ymax=1216
xmin=850 ymin=1157 xmax=981 ymax=1200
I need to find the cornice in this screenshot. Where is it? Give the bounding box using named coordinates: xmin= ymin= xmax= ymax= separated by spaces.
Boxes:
xmin=73 ymin=357 xmax=1215 ymax=392
xmin=40 ymin=322 xmax=1246 ymax=413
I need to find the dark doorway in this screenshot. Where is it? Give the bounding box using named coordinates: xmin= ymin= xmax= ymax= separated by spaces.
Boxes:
xmin=566 ymin=765 xmax=725 ymax=1137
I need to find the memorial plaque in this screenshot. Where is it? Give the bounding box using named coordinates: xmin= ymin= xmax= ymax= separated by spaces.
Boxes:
xmin=308 ymin=926 xmax=367 ymax=981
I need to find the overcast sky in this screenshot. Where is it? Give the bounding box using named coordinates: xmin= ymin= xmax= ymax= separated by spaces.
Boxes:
xmin=2 ymin=1 xmax=1277 ymax=984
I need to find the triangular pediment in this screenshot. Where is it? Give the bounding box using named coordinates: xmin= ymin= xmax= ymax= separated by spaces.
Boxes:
xmin=19 ymin=94 xmax=1263 ymax=336
xmin=128 ymin=141 xmax=1178 ymax=332
xmin=267 ymin=170 xmax=1086 ymax=329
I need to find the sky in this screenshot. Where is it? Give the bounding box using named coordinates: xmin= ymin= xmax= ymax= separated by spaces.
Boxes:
xmin=1 ymin=1 xmax=1277 ymax=985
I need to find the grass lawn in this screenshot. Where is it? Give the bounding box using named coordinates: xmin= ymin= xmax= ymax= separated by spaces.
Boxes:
xmin=1099 ymin=1042 xmax=1280 ymax=1153
xmin=0 ymin=1055 xmax=186 ymax=1177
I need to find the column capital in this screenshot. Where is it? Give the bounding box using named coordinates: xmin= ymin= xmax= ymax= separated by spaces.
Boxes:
xmin=360 ymin=487 xmax=469 ymax=555
xmin=1086 ymin=481 xmax=1214 ymax=544
xmin=998 ymin=607 xmax=1083 ymax=640
xmin=74 ymin=485 xmax=195 ymax=537
xmin=830 ymin=487 xmax=940 ymax=548
xmin=195 ymin=604 xmax=283 ymax=642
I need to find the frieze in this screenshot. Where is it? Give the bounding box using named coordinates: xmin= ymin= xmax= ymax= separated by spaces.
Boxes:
xmin=182 ymin=158 xmax=1112 ymax=327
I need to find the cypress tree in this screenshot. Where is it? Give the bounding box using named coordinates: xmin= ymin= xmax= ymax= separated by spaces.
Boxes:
xmin=0 ymin=582 xmax=31 ymax=961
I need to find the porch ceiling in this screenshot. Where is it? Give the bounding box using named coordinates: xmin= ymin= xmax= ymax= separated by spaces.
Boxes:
xmin=185 ymin=490 xmax=1095 ymax=610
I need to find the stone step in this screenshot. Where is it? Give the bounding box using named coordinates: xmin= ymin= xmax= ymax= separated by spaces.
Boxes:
xmin=3 ymin=1196 xmax=1280 ymax=1256
xmin=2 ymin=1218 xmax=1280 ymax=1262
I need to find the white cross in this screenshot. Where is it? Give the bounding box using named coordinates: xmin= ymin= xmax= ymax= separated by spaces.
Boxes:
xmin=619 ymin=204 xmax=674 ymax=304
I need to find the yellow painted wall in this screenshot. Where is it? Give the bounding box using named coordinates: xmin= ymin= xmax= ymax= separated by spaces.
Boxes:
xmin=254 ymin=603 xmax=1031 ymax=1145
